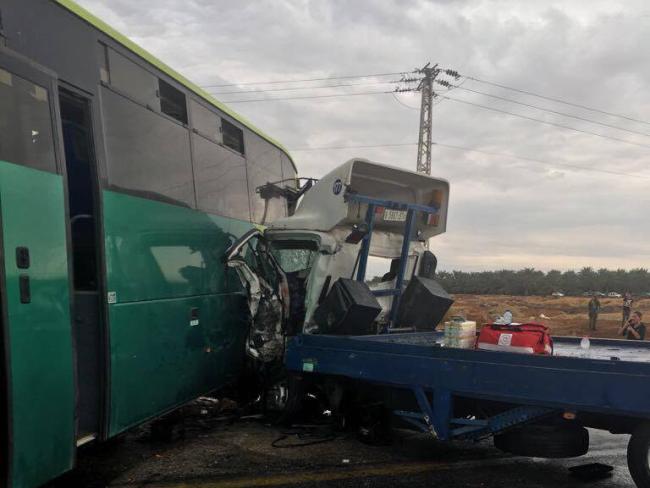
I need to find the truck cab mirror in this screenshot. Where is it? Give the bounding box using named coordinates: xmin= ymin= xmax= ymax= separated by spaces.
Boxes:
xmin=345 ymin=223 xmax=369 ymax=244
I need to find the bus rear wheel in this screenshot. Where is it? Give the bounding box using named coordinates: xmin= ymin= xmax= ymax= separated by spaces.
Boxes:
xmin=628 ymin=423 xmax=650 ymax=488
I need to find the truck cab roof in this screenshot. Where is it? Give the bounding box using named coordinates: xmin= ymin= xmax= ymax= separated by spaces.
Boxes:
xmin=270 ymin=158 xmax=449 ymax=243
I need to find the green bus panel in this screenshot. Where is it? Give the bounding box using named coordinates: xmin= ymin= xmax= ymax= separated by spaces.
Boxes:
xmin=0 ymin=161 xmax=75 ymax=488
xmin=102 ymin=190 xmax=251 ymax=436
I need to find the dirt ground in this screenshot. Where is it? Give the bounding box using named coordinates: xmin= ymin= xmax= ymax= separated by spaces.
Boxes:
xmin=447 ymin=294 xmax=650 ymax=339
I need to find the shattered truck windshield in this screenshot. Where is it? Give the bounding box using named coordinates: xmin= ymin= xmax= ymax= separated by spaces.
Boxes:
xmin=269 ymin=241 xmax=317 ymax=274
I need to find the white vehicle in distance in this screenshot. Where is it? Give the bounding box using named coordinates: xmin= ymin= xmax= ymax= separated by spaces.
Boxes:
xmin=608 ymin=292 xmax=623 ymax=298
xmin=551 ymin=291 xmax=565 ymax=297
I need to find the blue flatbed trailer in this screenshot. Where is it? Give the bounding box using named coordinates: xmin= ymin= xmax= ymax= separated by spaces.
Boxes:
xmin=285 ymin=331 xmax=650 ymax=487
xmin=275 ymin=188 xmax=650 ymax=486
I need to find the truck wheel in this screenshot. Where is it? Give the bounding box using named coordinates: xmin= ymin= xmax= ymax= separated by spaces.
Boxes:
xmin=494 ymin=422 xmax=589 ymax=458
xmin=628 ymin=423 xmax=650 ymax=488
xmin=263 ymin=374 xmax=303 ymax=425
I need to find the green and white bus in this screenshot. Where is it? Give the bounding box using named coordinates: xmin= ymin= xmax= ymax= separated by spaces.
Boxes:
xmin=0 ymin=1 xmax=297 ymax=486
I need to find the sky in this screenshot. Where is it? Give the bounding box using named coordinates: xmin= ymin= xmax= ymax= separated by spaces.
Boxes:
xmin=76 ymin=0 xmax=650 ymax=272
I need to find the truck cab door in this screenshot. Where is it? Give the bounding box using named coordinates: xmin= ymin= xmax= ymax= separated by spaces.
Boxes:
xmin=224 ymin=229 xmax=288 ymax=363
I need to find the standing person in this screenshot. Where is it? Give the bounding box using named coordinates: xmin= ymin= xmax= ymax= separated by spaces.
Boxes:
xmin=622 ymin=292 xmax=633 ymax=326
xmin=588 ymin=294 xmax=600 ymax=331
xmin=620 ymin=311 xmax=646 ymax=340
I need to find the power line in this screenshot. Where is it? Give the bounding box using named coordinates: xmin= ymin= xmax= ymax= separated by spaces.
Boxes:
xmin=215 ymin=77 xmax=650 ymax=139
xmin=207 ymin=79 xmax=400 ymax=95
xmin=289 ymin=141 xmax=650 ymax=180
xmin=449 ymin=84 xmax=650 ymax=138
xmin=441 ymin=95 xmax=650 ymax=150
xmin=466 ymin=76 xmax=650 ymax=127
xmin=292 ymin=142 xmax=417 ymax=151
xmin=212 ymin=67 xmax=650 ymax=150
xmin=204 ymin=68 xmax=650 ymax=129
xmin=434 ymin=141 xmax=650 ymax=179
xmin=201 ymin=71 xmax=411 ymax=88
xmin=221 ymin=90 xmax=392 ymax=103
xmin=391 ymin=92 xmax=420 ymax=110
xmin=221 ymin=87 xmax=650 ymax=150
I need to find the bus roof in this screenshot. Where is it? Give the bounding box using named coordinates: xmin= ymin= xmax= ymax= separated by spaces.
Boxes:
xmin=53 ymin=0 xmax=297 ymax=174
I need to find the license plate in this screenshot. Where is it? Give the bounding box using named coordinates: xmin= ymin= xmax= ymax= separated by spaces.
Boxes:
xmin=383 ymin=209 xmax=407 ymax=222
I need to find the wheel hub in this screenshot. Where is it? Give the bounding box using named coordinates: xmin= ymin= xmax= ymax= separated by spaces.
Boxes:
xmin=266 ymin=381 xmax=289 ymax=412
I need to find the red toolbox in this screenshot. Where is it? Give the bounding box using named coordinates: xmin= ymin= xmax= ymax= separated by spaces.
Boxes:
xmin=476 ymin=323 xmax=553 ymax=355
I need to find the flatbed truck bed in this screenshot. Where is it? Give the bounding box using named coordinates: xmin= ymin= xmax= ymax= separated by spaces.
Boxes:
xmin=285 ymin=332 xmax=650 ymax=487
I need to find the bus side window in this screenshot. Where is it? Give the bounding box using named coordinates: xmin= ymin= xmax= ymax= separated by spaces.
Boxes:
xmin=101 ymin=87 xmax=195 ymax=207
xmin=192 ymin=132 xmax=250 ymax=221
xmin=158 ymin=79 xmax=187 ymax=125
xmin=246 ymin=134 xmax=286 ymax=224
xmin=222 ymin=119 xmax=244 ymax=154
xmin=0 ymin=68 xmax=56 ymax=172
xmin=106 ymin=47 xmax=158 ymax=109
xmin=191 ymin=99 xmax=221 ymax=142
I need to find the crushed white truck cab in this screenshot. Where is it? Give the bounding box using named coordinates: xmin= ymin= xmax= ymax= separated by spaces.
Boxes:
xmin=225 ymin=158 xmax=450 ymax=365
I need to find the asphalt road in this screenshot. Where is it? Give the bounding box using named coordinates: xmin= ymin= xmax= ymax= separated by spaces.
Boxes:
xmin=46 ymin=403 xmax=636 ymax=488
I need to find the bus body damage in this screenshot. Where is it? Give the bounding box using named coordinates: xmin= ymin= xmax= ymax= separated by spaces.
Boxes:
xmin=224 ymin=158 xmax=451 ymax=365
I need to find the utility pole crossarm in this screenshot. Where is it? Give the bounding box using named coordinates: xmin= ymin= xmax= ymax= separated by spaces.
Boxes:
xmin=394 ymin=63 xmax=460 ymax=174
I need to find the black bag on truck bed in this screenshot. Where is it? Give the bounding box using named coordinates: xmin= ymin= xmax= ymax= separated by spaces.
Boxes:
xmin=397 ymin=276 xmax=453 ymax=330
xmin=313 ymin=278 xmax=382 ymax=335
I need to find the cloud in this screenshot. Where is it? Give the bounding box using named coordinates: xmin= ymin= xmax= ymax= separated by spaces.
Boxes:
xmin=76 ymin=0 xmax=650 ymax=271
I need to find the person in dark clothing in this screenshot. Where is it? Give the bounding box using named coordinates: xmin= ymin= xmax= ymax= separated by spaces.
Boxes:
xmin=622 ymin=292 xmax=633 ymax=326
xmin=620 ymin=311 xmax=646 ymax=340
xmin=588 ymin=295 xmax=600 ymax=331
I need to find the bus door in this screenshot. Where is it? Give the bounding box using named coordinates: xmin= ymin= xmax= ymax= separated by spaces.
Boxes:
xmin=0 ymin=48 xmax=76 ymax=488
xmin=59 ymin=87 xmax=104 ymax=446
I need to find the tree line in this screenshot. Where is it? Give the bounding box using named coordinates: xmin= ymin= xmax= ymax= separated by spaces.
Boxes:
xmin=435 ymin=268 xmax=650 ymax=296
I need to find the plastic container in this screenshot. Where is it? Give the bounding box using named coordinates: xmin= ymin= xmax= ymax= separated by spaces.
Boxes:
xmin=443 ymin=320 xmax=477 ymax=349
xmin=580 ymin=336 xmax=591 ymax=358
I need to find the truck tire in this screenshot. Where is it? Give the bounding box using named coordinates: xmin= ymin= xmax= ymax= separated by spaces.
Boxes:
xmin=494 ymin=422 xmax=589 ymax=458
xmin=628 ymin=423 xmax=650 ymax=488
xmin=263 ymin=373 xmax=304 ymax=425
